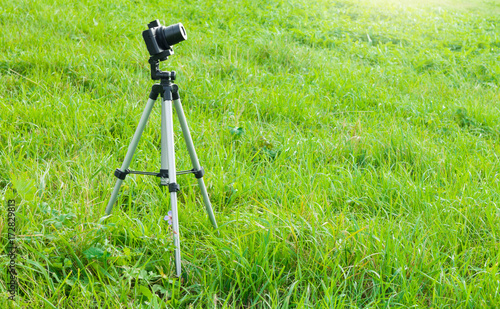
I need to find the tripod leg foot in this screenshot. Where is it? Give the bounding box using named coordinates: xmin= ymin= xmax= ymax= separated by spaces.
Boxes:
xmin=170 ymin=192 xmax=182 ymax=277
xmin=105 ymin=179 xmax=124 ymax=215
xmin=197 ymin=178 xmax=218 ymax=229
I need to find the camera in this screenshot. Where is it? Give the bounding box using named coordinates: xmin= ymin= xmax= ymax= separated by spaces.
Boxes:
xmin=142 ymin=20 xmax=187 ymax=60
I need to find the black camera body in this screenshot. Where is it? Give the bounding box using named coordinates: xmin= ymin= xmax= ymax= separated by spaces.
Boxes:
xmin=142 ymin=20 xmax=187 ymax=61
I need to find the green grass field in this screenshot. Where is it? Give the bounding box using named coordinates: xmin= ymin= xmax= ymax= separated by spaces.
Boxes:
xmin=1 ymin=0 xmax=499 ymax=307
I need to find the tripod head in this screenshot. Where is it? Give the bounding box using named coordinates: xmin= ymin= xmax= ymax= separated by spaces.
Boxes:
xmin=149 ymin=57 xmax=176 ymax=81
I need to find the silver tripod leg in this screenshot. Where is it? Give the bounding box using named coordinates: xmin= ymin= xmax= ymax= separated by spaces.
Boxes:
xmin=162 ymin=98 xmax=182 ymax=277
xmin=173 ymin=98 xmax=218 ymax=229
xmin=105 ymin=98 xmax=157 ymax=215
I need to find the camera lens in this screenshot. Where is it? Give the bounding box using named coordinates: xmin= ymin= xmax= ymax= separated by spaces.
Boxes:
xmin=157 ymin=23 xmax=187 ymax=49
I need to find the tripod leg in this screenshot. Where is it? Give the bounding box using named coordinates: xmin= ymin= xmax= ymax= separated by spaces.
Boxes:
xmin=173 ymin=97 xmax=218 ymax=229
xmin=162 ymin=98 xmax=182 ymax=277
xmin=105 ymin=97 xmax=157 ymax=215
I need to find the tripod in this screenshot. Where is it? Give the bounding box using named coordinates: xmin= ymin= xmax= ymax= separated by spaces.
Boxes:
xmin=104 ymin=56 xmax=218 ymax=277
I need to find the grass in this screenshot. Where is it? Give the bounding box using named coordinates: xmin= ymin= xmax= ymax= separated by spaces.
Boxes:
xmin=1 ymin=0 xmax=499 ymax=307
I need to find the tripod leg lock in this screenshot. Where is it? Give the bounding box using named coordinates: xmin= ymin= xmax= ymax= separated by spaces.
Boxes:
xmin=193 ymin=167 xmax=205 ymax=179
xmin=171 ymin=84 xmax=180 ymax=100
xmin=114 ymin=168 xmax=131 ymax=180
xmin=169 ymin=183 xmax=180 ymax=193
